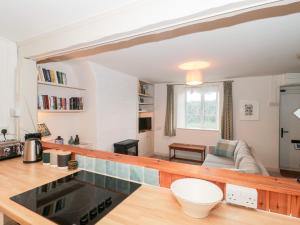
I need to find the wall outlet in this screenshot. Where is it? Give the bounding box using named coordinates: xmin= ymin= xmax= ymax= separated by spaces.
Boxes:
xmin=10 ymin=107 xmax=20 ymax=118
xmin=226 ymin=184 xmax=257 ymax=209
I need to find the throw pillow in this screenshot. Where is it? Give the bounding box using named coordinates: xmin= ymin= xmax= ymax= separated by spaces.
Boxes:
xmin=213 ymin=139 xmax=238 ymax=159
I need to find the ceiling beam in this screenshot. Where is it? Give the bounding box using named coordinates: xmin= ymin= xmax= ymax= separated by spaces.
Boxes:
xmin=37 ymin=1 xmax=300 ymax=64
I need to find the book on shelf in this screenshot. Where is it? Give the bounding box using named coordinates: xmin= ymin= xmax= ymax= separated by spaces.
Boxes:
xmin=38 ymin=95 xmax=83 ymax=111
xmin=69 ymin=97 xmax=84 ymax=110
xmin=37 ymin=66 xmax=67 ymax=85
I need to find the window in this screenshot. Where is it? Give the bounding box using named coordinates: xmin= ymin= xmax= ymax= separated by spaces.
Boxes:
xmin=177 ymin=85 xmax=220 ymax=130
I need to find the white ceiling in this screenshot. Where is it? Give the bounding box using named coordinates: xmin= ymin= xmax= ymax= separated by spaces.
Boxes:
xmin=85 ymin=12 xmax=300 ymax=83
xmin=0 ymin=0 xmax=278 ymax=43
xmin=0 ymin=0 xmax=137 ymax=42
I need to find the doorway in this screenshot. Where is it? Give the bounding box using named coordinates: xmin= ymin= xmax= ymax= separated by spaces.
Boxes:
xmin=280 ymin=85 xmax=300 ymax=175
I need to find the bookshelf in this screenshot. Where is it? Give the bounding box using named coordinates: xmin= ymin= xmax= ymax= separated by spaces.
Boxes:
xmin=37 ymin=66 xmax=85 ymax=113
xmin=138 ymin=93 xmax=152 ymax=97
xmin=38 ymin=110 xmax=85 ymax=113
xmin=139 ymin=103 xmax=153 ymax=105
xmin=138 ymin=80 xmax=154 ymax=113
xmin=38 ymin=81 xmax=86 ymax=91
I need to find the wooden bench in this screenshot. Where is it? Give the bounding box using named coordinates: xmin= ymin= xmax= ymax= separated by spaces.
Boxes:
xmin=168 ymin=143 xmax=206 ymax=163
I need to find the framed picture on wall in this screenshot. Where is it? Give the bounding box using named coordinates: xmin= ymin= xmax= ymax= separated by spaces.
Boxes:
xmin=239 ymin=100 xmax=259 ymax=120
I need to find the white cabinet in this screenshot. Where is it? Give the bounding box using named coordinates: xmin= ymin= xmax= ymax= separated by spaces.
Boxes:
xmin=138 ymin=130 xmax=154 ymax=156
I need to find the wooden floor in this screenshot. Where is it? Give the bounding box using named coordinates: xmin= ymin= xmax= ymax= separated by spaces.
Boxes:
xmin=280 ymin=169 xmax=300 ymax=178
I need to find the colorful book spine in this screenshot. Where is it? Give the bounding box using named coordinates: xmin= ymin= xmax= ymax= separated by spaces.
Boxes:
xmin=38 ymin=95 xmax=82 ymax=111
xmin=50 ymin=70 xmax=56 ymax=83
xmin=37 ymin=66 xmax=44 ymax=82
xmin=39 ymin=68 xmax=67 ymax=84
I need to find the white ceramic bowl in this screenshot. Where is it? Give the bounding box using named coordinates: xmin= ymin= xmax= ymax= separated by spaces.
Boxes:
xmin=170 ymin=178 xmax=223 ymax=218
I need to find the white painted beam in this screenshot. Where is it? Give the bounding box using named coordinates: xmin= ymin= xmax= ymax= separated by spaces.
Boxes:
xmin=19 ymin=0 xmax=297 ymax=58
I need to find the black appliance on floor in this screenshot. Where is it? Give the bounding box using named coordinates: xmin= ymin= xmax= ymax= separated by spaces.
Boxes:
xmin=11 ymin=170 xmax=140 ymax=225
xmin=114 ymin=139 xmax=139 ymax=156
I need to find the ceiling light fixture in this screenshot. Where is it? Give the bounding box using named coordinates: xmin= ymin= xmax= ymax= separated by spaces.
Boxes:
xmin=178 ymin=61 xmax=210 ymax=70
xmin=186 ymin=70 xmax=203 ymax=86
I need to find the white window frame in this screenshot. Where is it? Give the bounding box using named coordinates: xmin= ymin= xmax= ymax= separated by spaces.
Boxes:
xmin=176 ymin=83 xmax=222 ymax=131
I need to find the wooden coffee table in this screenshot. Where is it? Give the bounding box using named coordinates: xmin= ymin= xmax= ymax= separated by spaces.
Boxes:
xmin=168 ymin=143 xmax=206 ymax=163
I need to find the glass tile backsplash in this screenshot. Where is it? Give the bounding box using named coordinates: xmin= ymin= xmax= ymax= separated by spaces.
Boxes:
xmin=95 ymin=158 xmax=106 ymax=174
xmin=117 ymin=163 xmax=130 ymax=180
xmin=85 ymin=157 xmax=95 ymax=171
xmin=76 ymin=155 xmax=159 ymax=186
xmin=130 ymin=165 xmax=144 ymax=183
xmin=106 ymin=161 xmax=117 ymax=176
xmin=144 ymin=168 xmax=159 ymax=186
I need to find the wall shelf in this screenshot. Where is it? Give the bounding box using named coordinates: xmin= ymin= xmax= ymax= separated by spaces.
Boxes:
xmin=38 ymin=81 xmax=86 ymax=91
xmin=138 ymin=93 xmax=152 ymax=98
xmin=139 ymin=103 xmax=153 ymax=105
xmin=139 ymin=111 xmax=153 ymax=118
xmin=139 ymin=111 xmax=153 ymax=113
xmin=38 ymin=110 xmax=85 ymax=113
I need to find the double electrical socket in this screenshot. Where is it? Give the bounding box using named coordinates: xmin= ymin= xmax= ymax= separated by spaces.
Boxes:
xmin=226 ymin=184 xmax=257 ymax=209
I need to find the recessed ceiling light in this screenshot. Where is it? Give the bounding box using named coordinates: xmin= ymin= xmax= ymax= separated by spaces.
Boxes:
xmin=178 ymin=61 xmax=210 ymax=70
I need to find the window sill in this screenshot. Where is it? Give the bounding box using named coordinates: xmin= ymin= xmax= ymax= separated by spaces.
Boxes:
xmin=176 ymin=127 xmax=220 ymax=132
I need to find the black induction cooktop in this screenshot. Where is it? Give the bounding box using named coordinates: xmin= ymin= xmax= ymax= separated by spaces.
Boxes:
xmin=11 ymin=170 xmax=141 ymax=225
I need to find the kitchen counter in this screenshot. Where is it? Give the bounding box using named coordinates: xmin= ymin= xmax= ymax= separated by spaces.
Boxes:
xmin=0 ymin=158 xmax=299 ymax=225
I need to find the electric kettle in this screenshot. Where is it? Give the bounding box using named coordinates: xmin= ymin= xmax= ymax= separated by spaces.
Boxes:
xmin=23 ymin=133 xmax=43 ymax=163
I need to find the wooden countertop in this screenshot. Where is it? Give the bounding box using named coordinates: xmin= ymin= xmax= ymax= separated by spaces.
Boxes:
xmin=99 ymin=185 xmax=300 ymax=225
xmin=0 ymin=158 xmax=299 ymax=225
xmin=43 ymin=141 xmax=300 ymax=196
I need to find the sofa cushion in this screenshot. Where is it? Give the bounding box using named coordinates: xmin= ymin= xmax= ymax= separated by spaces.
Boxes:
xmin=235 ymin=141 xmax=252 ymax=168
xmin=204 ymin=153 xmax=235 ymax=166
xmin=202 ymin=161 xmax=235 ymax=169
xmin=213 ymin=139 xmax=238 ymax=159
xmin=237 ymin=155 xmax=261 ymax=174
xmin=202 ymin=153 xmax=235 ymax=169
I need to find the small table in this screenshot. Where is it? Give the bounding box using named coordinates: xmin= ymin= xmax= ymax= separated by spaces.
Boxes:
xmin=168 ymin=143 xmax=206 ymax=163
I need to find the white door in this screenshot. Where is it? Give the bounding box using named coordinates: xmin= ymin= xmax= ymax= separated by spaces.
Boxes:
xmin=280 ymin=85 xmax=300 ymax=171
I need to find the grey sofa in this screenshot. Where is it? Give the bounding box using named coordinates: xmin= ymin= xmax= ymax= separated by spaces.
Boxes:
xmin=202 ymin=140 xmax=269 ymax=176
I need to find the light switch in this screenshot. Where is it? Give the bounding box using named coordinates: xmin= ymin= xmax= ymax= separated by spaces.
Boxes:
xmin=10 ymin=107 xmax=20 ymax=118
xmin=226 ymin=184 xmax=257 ymax=209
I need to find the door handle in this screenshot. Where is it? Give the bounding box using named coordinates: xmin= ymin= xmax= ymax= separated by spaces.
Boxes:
xmin=281 ymin=128 xmax=289 ymax=138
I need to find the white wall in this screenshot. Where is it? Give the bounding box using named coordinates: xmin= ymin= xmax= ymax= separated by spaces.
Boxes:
xmin=154 ymin=75 xmax=285 ymax=170
xmin=0 ymin=37 xmax=17 ymax=140
xmin=89 ymin=62 xmax=138 ymax=151
xmin=233 ymin=76 xmax=281 ymax=170
xmin=18 ymin=58 xmax=38 ymax=139
xmin=71 ymin=61 xmax=98 ymax=146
